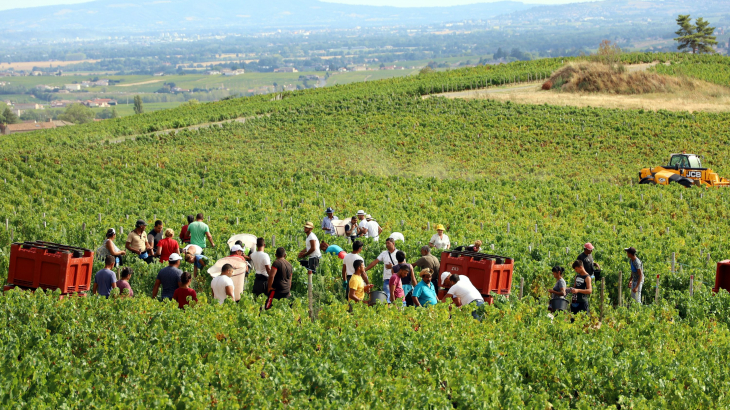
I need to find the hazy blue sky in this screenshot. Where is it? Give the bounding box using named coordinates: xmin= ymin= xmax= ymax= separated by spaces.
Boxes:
xmin=0 ymin=0 xmax=593 ymax=12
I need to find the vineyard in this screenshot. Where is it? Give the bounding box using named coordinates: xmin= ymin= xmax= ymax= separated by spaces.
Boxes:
xmin=2 ymin=52 xmax=730 ymax=407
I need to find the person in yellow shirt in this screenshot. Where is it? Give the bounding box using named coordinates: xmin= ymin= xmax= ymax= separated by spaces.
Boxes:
xmin=348 ymin=259 xmax=373 ymax=303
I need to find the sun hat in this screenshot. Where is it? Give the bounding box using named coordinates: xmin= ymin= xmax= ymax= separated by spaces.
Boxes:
xmin=435 ymin=224 xmax=445 ymax=231
xmin=584 ymin=243 xmax=594 ymax=250
xmin=325 ymin=207 xmax=334 ymax=214
xmin=304 ymin=221 xmax=314 ymax=229
xmin=135 ymin=219 xmax=148 ymax=228
xmin=230 ymin=244 xmax=244 ymax=253
xmin=168 ymin=253 xmax=182 ymax=262
xmin=357 ymin=210 xmax=366 ymax=216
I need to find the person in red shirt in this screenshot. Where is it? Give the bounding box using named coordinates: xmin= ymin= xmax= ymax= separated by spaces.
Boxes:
xmin=157 ymin=228 xmax=181 ymax=262
xmin=179 ymin=215 xmax=194 ymax=245
xmin=173 ymin=272 xmax=197 ymax=309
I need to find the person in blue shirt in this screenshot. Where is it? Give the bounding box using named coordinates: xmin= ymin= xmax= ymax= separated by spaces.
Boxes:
xmin=320 ymin=241 xmax=346 ymax=259
xmin=412 ymin=269 xmax=438 ymax=307
xmin=184 ymin=251 xmax=208 ymax=278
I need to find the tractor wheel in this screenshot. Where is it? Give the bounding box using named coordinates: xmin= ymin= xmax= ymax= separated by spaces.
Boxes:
xmin=639 ymin=177 xmax=656 ymax=185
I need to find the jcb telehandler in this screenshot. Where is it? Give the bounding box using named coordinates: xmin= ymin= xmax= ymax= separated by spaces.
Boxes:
xmin=639 ymin=153 xmax=730 ymax=188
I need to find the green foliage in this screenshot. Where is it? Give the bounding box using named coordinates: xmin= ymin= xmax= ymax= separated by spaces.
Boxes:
xmin=1 ymin=107 xmax=19 ymax=124
xmin=133 ymin=95 xmax=144 ymax=115
xmin=0 ymin=52 xmax=729 ymax=405
xmin=58 ymin=104 xmax=95 ymax=124
xmin=3 ymin=288 xmax=730 ymax=407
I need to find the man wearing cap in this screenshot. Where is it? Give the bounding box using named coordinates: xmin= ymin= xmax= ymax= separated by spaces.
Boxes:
xmin=366 ymin=215 xmax=383 ymax=242
xmin=364 ymin=237 xmax=398 ymax=303
xmin=577 ymin=243 xmax=600 ymax=281
xmin=356 ymin=210 xmax=369 ymax=238
xmin=229 ymin=244 xmax=247 ymax=261
xmin=298 ymin=222 xmax=321 ymax=274
xmin=442 ymin=274 xmax=484 ymax=319
xmin=125 ymin=219 xmax=154 ymax=264
xmin=625 ymin=247 xmax=644 ymax=304
xmin=251 ymin=237 xmax=272 ymax=297
xmin=321 ymin=207 xmax=338 ymax=236
xmin=152 ymin=253 xmax=183 ymax=301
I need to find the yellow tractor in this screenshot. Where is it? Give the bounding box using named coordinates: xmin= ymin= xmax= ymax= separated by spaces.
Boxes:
xmin=639 ymin=153 xmax=730 ymax=188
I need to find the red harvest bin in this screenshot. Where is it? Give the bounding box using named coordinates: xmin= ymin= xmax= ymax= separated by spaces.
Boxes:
xmin=713 ymin=260 xmax=730 ymax=294
xmin=438 ymin=250 xmax=514 ymax=304
xmin=7 ymin=241 xmax=94 ymax=294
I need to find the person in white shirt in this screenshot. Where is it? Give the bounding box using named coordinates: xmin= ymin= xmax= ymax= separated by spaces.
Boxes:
xmin=298 ymin=221 xmax=321 ymax=274
xmin=429 ymin=224 xmax=451 ymax=250
xmin=250 ymin=237 xmax=272 ymax=297
xmin=364 ymin=237 xmax=398 ymax=303
xmin=211 ymin=263 xmax=235 ymax=305
xmin=321 ymin=207 xmax=338 ymax=236
xmin=342 ymin=240 xmax=366 ymax=295
xmin=356 ymin=210 xmax=369 ymax=238
xmin=442 ymin=274 xmax=484 ymax=319
xmin=366 ymin=216 xmax=383 ymax=241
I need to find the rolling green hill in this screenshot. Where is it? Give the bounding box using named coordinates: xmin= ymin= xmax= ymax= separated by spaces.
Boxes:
xmin=2 ymin=52 xmax=730 ymax=408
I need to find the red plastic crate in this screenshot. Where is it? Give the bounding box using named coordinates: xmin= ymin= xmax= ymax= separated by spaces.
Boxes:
xmin=7 ymin=242 xmax=94 ymax=294
xmin=438 ymin=250 xmax=514 ymax=302
xmin=713 ymin=260 xmax=730 ymax=294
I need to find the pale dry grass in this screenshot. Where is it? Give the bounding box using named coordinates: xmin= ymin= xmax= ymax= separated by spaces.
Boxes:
xmin=440 ymin=81 xmax=730 ymax=113
xmin=116 ymin=79 xmax=164 ymax=87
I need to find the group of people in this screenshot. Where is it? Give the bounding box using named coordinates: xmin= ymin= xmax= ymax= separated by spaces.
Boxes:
xmin=548 ymin=243 xmax=645 ymax=315
xmin=91 ymin=207 xmax=646 ymax=315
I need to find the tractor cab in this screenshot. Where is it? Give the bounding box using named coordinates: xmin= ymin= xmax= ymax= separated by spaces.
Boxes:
xmin=667 ymin=153 xmax=702 ymax=169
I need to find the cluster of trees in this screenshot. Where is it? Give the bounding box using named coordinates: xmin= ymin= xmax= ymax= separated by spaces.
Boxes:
xmin=675 ymin=15 xmax=718 ymax=54
xmin=0 ymin=107 xmax=20 ymax=124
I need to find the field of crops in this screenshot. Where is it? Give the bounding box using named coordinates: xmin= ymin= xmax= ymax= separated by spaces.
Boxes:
xmin=2 ymin=53 xmax=730 ymax=407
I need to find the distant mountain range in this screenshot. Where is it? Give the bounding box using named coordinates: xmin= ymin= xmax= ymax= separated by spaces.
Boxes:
xmin=1 ymin=0 xmax=728 ymax=35
xmin=0 ymin=0 xmax=534 ymax=33
xmin=502 ymin=0 xmax=730 ymax=23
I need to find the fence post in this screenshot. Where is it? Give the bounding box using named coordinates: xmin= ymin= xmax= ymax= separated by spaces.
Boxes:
xmin=519 ymin=277 xmax=524 ymax=300
xmin=671 ymin=252 xmax=676 ymax=273
xmin=600 ymin=279 xmax=605 ymax=322
xmin=655 ymin=274 xmax=660 ymax=303
xmin=272 ymin=235 xmax=276 ymax=248
xmin=307 ymin=271 xmax=315 ymax=321
xmin=689 ymin=275 xmax=694 ymax=297
xmin=507 ymin=222 xmax=510 ymax=233
xmin=618 ymin=270 xmax=623 ymax=307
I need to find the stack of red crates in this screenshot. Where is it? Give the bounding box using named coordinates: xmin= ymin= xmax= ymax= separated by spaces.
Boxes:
xmin=6 ymin=241 xmax=94 ymax=295
xmin=438 ymin=249 xmax=514 ymax=304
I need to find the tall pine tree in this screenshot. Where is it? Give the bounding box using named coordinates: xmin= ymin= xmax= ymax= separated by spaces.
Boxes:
xmin=675 ymin=15 xmax=717 ymax=54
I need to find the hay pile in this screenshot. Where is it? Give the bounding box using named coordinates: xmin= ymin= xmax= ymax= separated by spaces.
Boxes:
xmin=543 ymin=62 xmax=695 ymax=94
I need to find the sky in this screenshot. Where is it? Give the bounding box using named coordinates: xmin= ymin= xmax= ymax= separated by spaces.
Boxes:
xmin=0 ymin=0 xmax=591 ymax=12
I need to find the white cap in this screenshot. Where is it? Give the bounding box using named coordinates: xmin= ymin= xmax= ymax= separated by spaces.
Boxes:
xmin=441 ymin=272 xmax=450 ymax=286
xmin=230 ymin=244 xmax=244 ymax=253
xmin=357 ymin=210 xmax=365 ymax=215
xmin=169 ymin=253 xmax=182 ymax=262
